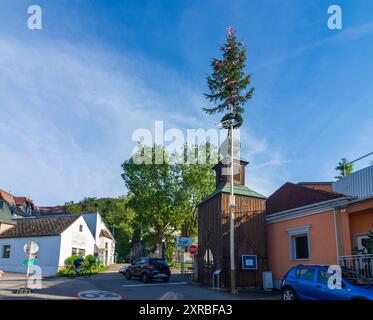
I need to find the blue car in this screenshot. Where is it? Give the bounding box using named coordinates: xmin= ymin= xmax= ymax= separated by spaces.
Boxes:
xmin=281 ymin=265 xmax=373 ymax=300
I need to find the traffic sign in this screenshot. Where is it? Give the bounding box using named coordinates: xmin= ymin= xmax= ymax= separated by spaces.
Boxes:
xmin=24 ymin=241 xmax=39 ymax=255
xmin=188 ymin=244 xmax=198 ymax=255
xmin=23 ymin=258 xmax=36 ymax=266
xmin=176 ymin=237 xmax=192 ymax=248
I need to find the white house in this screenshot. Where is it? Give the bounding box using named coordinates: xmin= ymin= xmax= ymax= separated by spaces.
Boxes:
xmin=0 ymin=215 xmax=95 ymax=275
xmin=81 ymin=212 xmax=115 ymax=266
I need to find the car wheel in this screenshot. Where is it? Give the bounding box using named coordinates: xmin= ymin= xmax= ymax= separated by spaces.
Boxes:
xmin=142 ymin=273 xmax=150 ymax=283
xmin=283 ymin=288 xmax=296 ymax=300
xmin=163 ymin=277 xmax=169 ymax=283
xmin=125 ymin=271 xmax=132 ymax=280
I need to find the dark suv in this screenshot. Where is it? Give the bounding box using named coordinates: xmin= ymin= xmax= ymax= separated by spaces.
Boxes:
xmin=125 ymin=257 xmax=171 ymax=283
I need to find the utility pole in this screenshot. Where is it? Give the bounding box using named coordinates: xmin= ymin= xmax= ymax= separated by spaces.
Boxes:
xmin=229 ymin=124 xmax=237 ymax=294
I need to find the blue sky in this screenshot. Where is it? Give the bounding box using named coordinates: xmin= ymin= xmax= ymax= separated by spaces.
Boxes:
xmin=1 ymin=0 xmax=373 ymax=205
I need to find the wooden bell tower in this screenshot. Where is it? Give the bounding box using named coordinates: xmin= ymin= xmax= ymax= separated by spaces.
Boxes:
xmin=197 ymin=157 xmax=267 ymax=289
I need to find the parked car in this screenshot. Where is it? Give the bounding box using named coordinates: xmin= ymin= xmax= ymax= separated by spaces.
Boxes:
xmin=281 ymin=264 xmax=373 ymax=300
xmin=119 ymin=266 xmax=126 ymax=275
xmin=124 ymin=257 xmax=171 ymax=283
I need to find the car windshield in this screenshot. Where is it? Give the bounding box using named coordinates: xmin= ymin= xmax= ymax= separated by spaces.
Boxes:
xmin=343 ymin=270 xmax=373 ymax=286
xmin=149 ymin=259 xmax=167 ymax=266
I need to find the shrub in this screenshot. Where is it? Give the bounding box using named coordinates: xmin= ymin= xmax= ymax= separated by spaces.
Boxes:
xmin=64 ymin=254 xmax=83 ymax=269
xmin=84 ymin=254 xmax=96 ymax=267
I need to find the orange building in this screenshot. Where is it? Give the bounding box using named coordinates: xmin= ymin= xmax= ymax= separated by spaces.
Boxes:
xmin=266 ymin=180 xmax=373 ymax=288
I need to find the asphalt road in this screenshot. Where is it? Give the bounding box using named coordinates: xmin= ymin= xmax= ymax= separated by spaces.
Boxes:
xmin=0 ymin=271 xmax=280 ymax=300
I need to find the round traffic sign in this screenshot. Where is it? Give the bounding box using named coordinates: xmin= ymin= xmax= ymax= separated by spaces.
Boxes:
xmin=24 ymin=241 xmax=39 ymax=255
xmin=188 ymin=244 xmax=198 ymax=255
xmin=78 ymin=290 xmax=122 ymax=300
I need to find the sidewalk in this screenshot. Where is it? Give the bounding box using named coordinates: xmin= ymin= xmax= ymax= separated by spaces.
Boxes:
xmin=172 ymin=272 xmax=281 ymax=300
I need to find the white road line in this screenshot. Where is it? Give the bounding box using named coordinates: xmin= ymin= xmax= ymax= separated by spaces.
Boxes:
xmin=122 ymin=281 xmax=188 ymax=288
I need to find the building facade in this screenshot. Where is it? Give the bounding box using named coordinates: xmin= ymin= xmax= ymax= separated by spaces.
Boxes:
xmin=197 ymin=158 xmax=267 ymax=289
xmin=266 ymin=175 xmax=373 ymax=288
xmin=0 ymin=215 xmax=95 ymax=275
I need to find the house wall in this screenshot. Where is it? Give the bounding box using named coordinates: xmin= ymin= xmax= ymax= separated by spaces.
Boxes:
xmin=0 ymin=202 xmax=12 ymax=220
xmin=82 ymin=212 xmax=115 ymax=265
xmin=220 ymin=193 xmax=266 ymax=289
xmin=0 ymin=236 xmax=61 ymax=275
xmin=267 ymin=210 xmax=338 ymax=288
xmin=58 ymin=216 xmax=95 ymax=266
xmin=197 ymin=193 xmax=266 ymax=289
xmin=338 ymin=210 xmax=352 ymax=256
xmin=349 ymin=211 xmax=373 ymax=252
xmin=197 ymin=194 xmax=222 ymax=286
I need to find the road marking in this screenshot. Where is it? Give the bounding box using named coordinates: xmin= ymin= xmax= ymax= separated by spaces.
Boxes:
xmin=78 ymin=290 xmax=122 ymax=300
xmin=160 ymin=291 xmax=183 ymax=300
xmin=122 ymin=281 xmax=188 ymax=288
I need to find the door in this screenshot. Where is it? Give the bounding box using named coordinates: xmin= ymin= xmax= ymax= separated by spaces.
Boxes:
xmin=316 ymin=269 xmax=349 ymax=300
xmin=104 ymin=242 xmax=108 ymax=266
xmin=132 ymin=259 xmax=142 ymax=276
xmin=295 ymin=267 xmax=317 ymax=299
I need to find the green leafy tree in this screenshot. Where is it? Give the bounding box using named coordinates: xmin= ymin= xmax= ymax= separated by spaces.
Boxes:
xmin=335 ymin=158 xmax=353 ymax=180
xmin=121 ymin=144 xmax=179 ymax=257
xmin=174 ymin=143 xmax=216 ymax=238
xmin=203 ymin=27 xmax=254 ymax=129
xmin=121 ymin=143 xmax=216 ymax=259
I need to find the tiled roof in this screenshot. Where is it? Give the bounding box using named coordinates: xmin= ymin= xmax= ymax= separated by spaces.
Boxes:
xmin=0 ymin=189 xmax=16 ymax=206
xmin=0 ymin=189 xmax=37 ymax=216
xmin=0 ymin=215 xmax=80 ymax=238
xmin=14 ymin=197 xmax=29 ymax=205
xmin=266 ymin=182 xmax=346 ymax=215
xmin=0 ymin=218 xmax=16 ymax=225
xmin=99 ymin=229 xmax=113 ymax=240
xmin=38 ymin=206 xmax=69 ymax=216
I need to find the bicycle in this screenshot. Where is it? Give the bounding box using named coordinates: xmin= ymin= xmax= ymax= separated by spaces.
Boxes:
xmin=67 ymin=265 xmax=93 ymax=279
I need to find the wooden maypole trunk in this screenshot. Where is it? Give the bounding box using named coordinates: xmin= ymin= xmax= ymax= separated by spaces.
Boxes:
xmin=197 ymin=158 xmax=267 ymax=289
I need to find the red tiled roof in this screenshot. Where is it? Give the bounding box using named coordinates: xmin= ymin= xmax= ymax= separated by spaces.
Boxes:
xmin=0 ymin=216 xmax=80 ymax=238
xmin=39 ymin=206 xmax=69 ymax=215
xmin=266 ymin=182 xmax=346 ymax=215
xmin=14 ymin=197 xmax=29 ymax=205
xmin=0 ymin=188 xmax=16 ymax=206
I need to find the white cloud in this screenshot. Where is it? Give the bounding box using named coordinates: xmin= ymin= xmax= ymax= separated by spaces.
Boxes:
xmin=0 ymin=34 xmax=287 ymax=204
